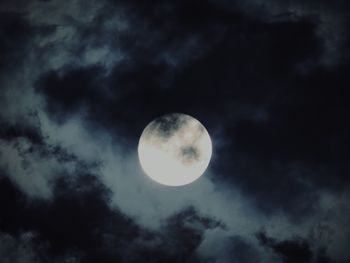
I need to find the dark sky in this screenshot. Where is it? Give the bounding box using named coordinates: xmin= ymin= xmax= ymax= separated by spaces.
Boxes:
xmin=1 ymin=0 xmax=350 ymax=262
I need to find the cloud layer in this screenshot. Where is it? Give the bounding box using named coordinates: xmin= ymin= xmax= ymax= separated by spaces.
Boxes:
xmin=1 ymin=0 xmax=350 ymax=262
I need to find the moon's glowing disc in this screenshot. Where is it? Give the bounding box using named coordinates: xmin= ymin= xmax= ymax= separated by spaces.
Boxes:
xmin=138 ymin=113 xmax=212 ymax=186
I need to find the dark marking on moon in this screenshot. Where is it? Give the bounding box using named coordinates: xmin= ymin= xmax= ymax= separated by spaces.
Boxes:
xmin=179 ymin=145 xmax=200 ymax=165
xmin=148 ymin=113 xmax=189 ymax=139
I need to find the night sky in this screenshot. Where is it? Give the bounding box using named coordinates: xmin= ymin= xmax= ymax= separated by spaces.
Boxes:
xmin=1 ymin=0 xmax=350 ymax=262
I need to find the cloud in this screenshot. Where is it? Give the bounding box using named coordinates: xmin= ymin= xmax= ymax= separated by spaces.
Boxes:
xmin=215 ymin=0 xmax=350 ymax=66
xmin=0 ymin=0 xmax=127 ymax=198
xmin=198 ymin=231 xmax=279 ymax=263
xmin=0 ymin=231 xmax=80 ymax=263
xmin=0 ymin=173 xmax=228 ymax=263
xmin=33 ymin=114 xmax=350 ymax=262
xmin=256 ymin=231 xmax=339 ymax=263
xmin=0 ymin=0 xmax=350 ymax=262
xmin=0 ymin=137 xmax=57 ymax=198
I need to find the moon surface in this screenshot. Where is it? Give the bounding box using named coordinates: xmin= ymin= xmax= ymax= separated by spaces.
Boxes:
xmin=138 ymin=113 xmax=212 ymax=186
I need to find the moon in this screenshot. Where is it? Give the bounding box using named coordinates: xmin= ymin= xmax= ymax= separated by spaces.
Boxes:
xmin=138 ymin=113 xmax=212 ymax=186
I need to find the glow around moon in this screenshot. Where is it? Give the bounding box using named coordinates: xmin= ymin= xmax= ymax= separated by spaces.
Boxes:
xmin=138 ymin=113 xmax=212 ymax=186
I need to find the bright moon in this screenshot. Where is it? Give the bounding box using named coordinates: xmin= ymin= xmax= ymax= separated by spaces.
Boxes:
xmin=138 ymin=113 xmax=212 ymax=186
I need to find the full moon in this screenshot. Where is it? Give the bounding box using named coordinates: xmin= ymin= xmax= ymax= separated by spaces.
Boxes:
xmin=138 ymin=113 xmax=212 ymax=186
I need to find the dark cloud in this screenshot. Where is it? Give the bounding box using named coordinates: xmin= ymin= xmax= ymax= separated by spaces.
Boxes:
xmin=0 ymin=11 xmax=56 ymax=74
xmin=0 ymin=231 xmax=79 ymax=263
xmin=127 ymin=207 xmax=224 ymax=263
xmin=256 ymin=231 xmax=336 ymax=263
xmin=258 ymin=232 xmax=313 ymax=262
xmin=225 ymin=236 xmax=262 ymax=263
xmin=0 ymin=114 xmax=44 ymax=145
xmin=0 ymin=174 xmax=225 ymax=263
